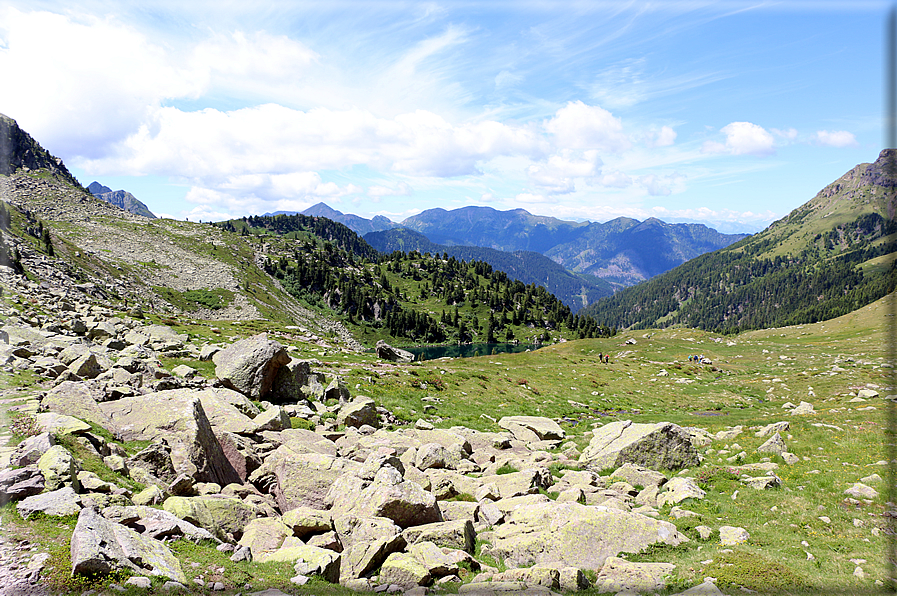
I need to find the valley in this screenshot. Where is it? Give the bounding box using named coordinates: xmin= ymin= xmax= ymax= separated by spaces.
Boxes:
xmin=0 ymin=113 xmax=893 ymax=595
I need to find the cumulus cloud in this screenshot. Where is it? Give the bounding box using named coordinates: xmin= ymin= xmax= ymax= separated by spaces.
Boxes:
xmin=599 ymin=170 xmax=633 ymax=188
xmin=525 ymin=150 xmax=601 ymax=194
xmin=638 ymin=173 xmax=685 ymax=197
xmin=771 ymin=127 xmax=798 ymax=140
xmin=646 ymin=126 xmax=677 ymax=148
xmin=702 ymin=122 xmax=776 ymax=156
xmin=544 ymin=101 xmax=630 ymax=152
xmin=0 ymin=9 xmax=201 ymax=158
xmin=814 ymin=130 xmax=858 ymax=148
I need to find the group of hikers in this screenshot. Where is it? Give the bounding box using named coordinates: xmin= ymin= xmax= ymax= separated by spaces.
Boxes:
xmin=597 ymin=353 xmax=610 ymax=363
xmin=688 ymin=354 xmax=705 ymax=363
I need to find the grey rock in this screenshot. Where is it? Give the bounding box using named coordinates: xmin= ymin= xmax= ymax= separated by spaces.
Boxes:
xmin=579 ymin=420 xmax=700 ymax=471
xmin=213 ymin=333 xmax=290 ymax=399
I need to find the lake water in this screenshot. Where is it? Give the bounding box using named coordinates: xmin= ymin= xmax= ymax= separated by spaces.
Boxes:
xmin=404 ymin=343 xmax=545 ymax=360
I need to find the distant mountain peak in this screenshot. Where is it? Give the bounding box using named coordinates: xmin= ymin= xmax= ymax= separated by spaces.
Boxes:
xmin=87 ymin=182 xmax=156 ymax=219
xmin=302 ymin=202 xmax=345 ymax=218
xmin=87 ymin=181 xmax=113 ymax=195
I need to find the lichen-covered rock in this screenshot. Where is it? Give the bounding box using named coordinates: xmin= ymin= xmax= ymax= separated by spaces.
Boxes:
xmin=100 ymin=390 xmax=242 ymax=486
xmin=17 ymin=486 xmax=82 ymax=519
xmin=213 ymin=333 xmax=290 ymax=399
xmin=498 ymin=416 xmax=566 ymax=442
xmin=403 ymin=519 xmax=475 ymax=553
xmin=281 ymin=506 xmax=333 ymax=537
xmin=579 ymin=420 xmax=700 ymax=471
xmin=719 ymin=525 xmax=750 ymax=546
xmin=70 ymin=507 xmax=186 ymax=583
xmin=757 ymin=432 xmax=787 ymax=456
xmin=237 ymin=517 xmax=292 ymax=558
xmin=379 ymin=551 xmax=432 ymax=588
xmin=376 ymin=340 xmax=414 ymax=363
xmin=337 ymin=396 xmax=378 ymax=429
xmin=330 ymin=478 xmax=442 ymax=529
xmin=38 ymin=445 xmax=80 ymax=491
xmin=489 ymin=501 xmax=687 ymax=570
xmin=163 ymin=495 xmax=258 ymax=541
xmin=592 ymin=556 xmax=675 ymax=593
xmin=256 ymin=450 xmax=359 ymax=512
xmin=609 ymin=463 xmax=668 ymax=488
xmin=656 ymin=477 xmax=705 ymax=508
xmin=10 ymin=432 xmax=55 ymax=467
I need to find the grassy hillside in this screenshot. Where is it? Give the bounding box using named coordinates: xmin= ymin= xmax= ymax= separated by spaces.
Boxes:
xmin=582 ymin=149 xmax=897 ymax=333
xmin=365 ymin=227 xmax=613 ymax=311
xmin=220 ymin=213 xmax=616 ymax=347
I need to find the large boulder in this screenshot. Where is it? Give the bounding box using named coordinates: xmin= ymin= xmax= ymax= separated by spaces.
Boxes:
xmin=38 ymin=445 xmax=80 ymax=492
xmin=330 ymin=478 xmax=442 ymax=529
xmin=100 ymin=389 xmax=243 ymax=486
xmin=337 ymin=396 xmax=379 ymax=429
xmin=40 ymin=381 xmax=113 ymax=429
xmin=253 ymin=449 xmax=360 ymax=512
xmin=579 ymin=420 xmax=700 ymax=471
xmin=376 ymin=340 xmax=414 ymax=363
xmin=70 ymin=507 xmax=186 ymax=583
xmin=163 ymin=495 xmax=259 ymax=541
xmin=213 ymin=333 xmax=290 ymax=399
xmin=17 ymin=486 xmax=82 ymax=519
xmin=489 ymin=501 xmax=687 ymax=570
xmin=592 ymin=556 xmax=676 ymax=593
xmin=498 ymin=416 xmax=566 ymax=443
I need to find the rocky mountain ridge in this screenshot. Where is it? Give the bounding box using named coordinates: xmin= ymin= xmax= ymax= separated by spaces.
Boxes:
xmin=87 ymin=181 xmax=157 ymax=219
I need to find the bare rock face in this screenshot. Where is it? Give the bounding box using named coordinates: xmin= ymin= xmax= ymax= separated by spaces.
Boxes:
xmin=579 ymin=420 xmax=700 ymax=471
xmin=213 ymin=333 xmax=290 ymax=399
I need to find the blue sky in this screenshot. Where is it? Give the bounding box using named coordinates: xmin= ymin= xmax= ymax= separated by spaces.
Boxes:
xmin=0 ymin=1 xmax=889 ymax=232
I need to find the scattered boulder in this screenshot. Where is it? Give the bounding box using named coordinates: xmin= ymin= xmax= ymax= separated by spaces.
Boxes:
xmin=489 ymin=501 xmax=687 ymax=570
xmin=213 ymin=333 xmax=290 ymax=399
xmin=498 ymin=416 xmax=566 ymax=443
xmin=70 ymin=507 xmax=186 ymax=583
xmin=579 ymin=420 xmax=700 ymax=471
xmin=719 ymin=525 xmax=750 ymax=546
xmin=376 ymin=340 xmax=414 ymax=363
xmin=17 ymin=486 xmax=82 ymax=519
xmin=337 ymin=396 xmax=379 ymax=429
xmin=38 ymin=445 xmax=80 ymax=492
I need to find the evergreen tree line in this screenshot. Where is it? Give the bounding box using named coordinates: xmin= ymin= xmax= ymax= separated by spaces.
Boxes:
xmin=262 ymin=242 xmax=616 ymax=344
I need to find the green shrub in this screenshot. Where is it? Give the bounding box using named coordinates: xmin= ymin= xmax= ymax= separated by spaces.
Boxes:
xmin=495 ymin=463 xmax=519 ymax=475
xmin=704 ymin=550 xmax=807 ymax=592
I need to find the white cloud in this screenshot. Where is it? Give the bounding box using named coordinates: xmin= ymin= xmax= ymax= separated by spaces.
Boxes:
xmin=638 ymin=173 xmax=685 ymax=197
xmin=814 ymin=130 xmax=858 ymax=148
xmin=525 ymin=150 xmax=601 ymax=194
xmin=368 ymin=182 xmax=413 ymax=197
xmin=0 ymin=9 xmax=201 ymax=158
xmin=646 ymin=126 xmax=677 ymax=148
xmin=702 ymin=122 xmax=775 ymax=156
xmin=599 ymin=170 xmax=633 ymax=188
xmin=515 ymin=192 xmax=555 ymax=204
xmin=771 ymin=127 xmax=798 ymax=140
xmin=544 ymin=101 xmax=630 ymax=152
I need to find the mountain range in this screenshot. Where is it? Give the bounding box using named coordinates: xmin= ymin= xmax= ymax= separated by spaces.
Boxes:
xmin=582 ymin=149 xmax=897 ymax=332
xmin=293 ymin=203 xmax=747 ymax=295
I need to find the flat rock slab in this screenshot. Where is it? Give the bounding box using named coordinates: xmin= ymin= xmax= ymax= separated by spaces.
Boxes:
xmin=498 ymin=417 xmax=565 ymax=442
xmin=17 ymin=486 xmax=82 ymax=519
xmin=490 ymin=501 xmax=687 ymax=570
xmin=592 ymin=556 xmax=675 ymax=593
